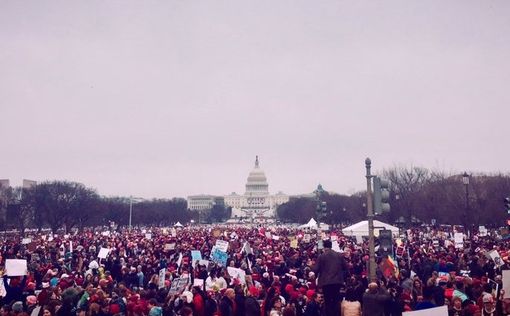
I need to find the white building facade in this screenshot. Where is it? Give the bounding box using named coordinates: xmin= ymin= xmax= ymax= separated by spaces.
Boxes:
xmin=225 ymin=156 xmax=289 ymax=221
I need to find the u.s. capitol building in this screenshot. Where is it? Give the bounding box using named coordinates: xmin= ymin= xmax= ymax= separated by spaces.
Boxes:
xmin=187 ymin=156 xmax=289 ymax=222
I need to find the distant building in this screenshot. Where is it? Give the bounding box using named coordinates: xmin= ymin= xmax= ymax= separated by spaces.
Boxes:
xmin=0 ymin=179 xmax=9 ymax=189
xmin=225 ymin=156 xmax=289 ymax=221
xmin=22 ymin=179 xmax=37 ymax=189
xmin=187 ymin=195 xmax=224 ymax=211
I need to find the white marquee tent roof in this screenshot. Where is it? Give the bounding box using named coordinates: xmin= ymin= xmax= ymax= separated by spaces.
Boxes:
xmin=299 ymin=218 xmax=329 ymax=231
xmin=342 ymin=220 xmax=399 ymax=237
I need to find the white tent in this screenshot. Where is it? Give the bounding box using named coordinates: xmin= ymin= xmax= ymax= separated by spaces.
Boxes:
xmin=342 ymin=220 xmax=399 ymax=237
xmin=299 ymin=218 xmax=317 ymax=229
xmin=174 ymin=222 xmax=184 ymax=228
xmin=298 ymin=218 xmax=330 ymax=231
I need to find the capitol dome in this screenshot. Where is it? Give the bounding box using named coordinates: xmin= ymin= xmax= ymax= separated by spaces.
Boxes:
xmin=245 ymin=156 xmax=269 ymax=195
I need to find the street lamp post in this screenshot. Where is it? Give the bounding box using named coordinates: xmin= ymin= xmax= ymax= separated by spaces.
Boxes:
xmin=462 ymin=172 xmax=470 ymax=233
xmin=365 ymin=158 xmax=377 ymax=282
xmin=129 ymin=196 xmax=143 ymax=231
xmin=314 ymin=184 xmax=325 ymax=249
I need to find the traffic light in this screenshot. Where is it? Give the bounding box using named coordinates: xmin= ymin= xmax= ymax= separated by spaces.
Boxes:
xmin=378 ymin=229 xmax=393 ymax=257
xmin=317 ymin=201 xmax=327 ymax=219
xmin=373 ymin=176 xmax=390 ymax=215
xmin=505 ymin=197 xmax=510 ymax=214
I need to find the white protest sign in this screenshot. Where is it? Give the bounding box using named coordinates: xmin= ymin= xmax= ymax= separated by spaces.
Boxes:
xmin=479 ymin=226 xmax=488 ymax=237
xmin=355 ymin=235 xmax=363 ymax=245
xmin=177 ymin=253 xmax=183 ymax=268
xmin=158 ymin=268 xmax=166 ymax=289
xmin=98 ymin=248 xmax=110 ymax=259
xmin=487 ymin=250 xmax=503 ymax=267
xmin=198 ymin=259 xmax=210 ymax=267
xmin=227 ymin=267 xmax=246 ymax=284
xmin=171 ymin=229 xmax=177 ymax=237
xmin=164 ymin=243 xmax=175 ymax=251
xmin=101 ymin=231 xmax=110 ymax=237
xmin=403 ymin=305 xmax=447 ymax=315
xmin=69 ymin=241 xmax=73 ymax=253
xmin=503 ymin=270 xmax=510 ymax=299
xmin=215 ymin=240 xmax=229 ymax=252
xmin=242 ymin=242 xmax=253 ymax=254
xmin=22 ymin=238 xmax=31 ymax=245
xmin=272 ymin=235 xmax=280 ymax=241
xmin=331 ymin=235 xmax=338 ymax=241
xmin=332 ymin=241 xmax=341 ymax=253
xmin=145 ymin=233 xmax=152 ymax=240
xmin=193 ymin=278 xmax=204 ymax=288
xmin=303 ymin=234 xmax=310 ymax=243
xmin=5 ymin=259 xmax=27 ymax=276
xmin=454 ymin=233 xmax=464 ymax=249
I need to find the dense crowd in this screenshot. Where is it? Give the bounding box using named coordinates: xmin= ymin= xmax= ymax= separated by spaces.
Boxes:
xmin=0 ymin=224 xmax=509 ymax=316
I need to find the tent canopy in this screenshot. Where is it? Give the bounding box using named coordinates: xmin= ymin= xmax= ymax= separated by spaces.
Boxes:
xmin=299 ymin=218 xmax=317 ymax=228
xmin=174 ymin=222 xmax=184 ymax=227
xmin=298 ymin=218 xmax=329 ymax=231
xmin=342 ymin=220 xmax=399 ymax=237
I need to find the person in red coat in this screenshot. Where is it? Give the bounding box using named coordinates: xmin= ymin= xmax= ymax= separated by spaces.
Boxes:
xmin=193 ymin=285 xmax=206 ymax=316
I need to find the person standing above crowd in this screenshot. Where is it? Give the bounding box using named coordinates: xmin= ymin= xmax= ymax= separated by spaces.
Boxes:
xmin=312 ymin=240 xmax=347 ymax=316
xmin=362 ymin=282 xmax=390 ymax=316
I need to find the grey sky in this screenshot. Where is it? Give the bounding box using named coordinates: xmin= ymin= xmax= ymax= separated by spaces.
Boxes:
xmin=1 ymin=1 xmax=509 ymax=199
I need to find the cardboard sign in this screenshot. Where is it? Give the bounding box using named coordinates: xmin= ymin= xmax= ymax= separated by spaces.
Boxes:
xmin=22 ymin=238 xmax=32 ymax=245
xmin=211 ymin=249 xmax=228 ymax=267
xmin=290 ymin=240 xmax=298 ymax=249
xmin=215 ymin=240 xmax=229 ymax=252
xmin=5 ymin=259 xmax=27 ymax=276
xmin=98 ymin=248 xmax=110 ymax=259
xmin=158 ymin=268 xmax=166 ymax=289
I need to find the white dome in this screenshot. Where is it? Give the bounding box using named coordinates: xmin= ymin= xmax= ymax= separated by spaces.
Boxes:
xmin=245 ymin=156 xmax=269 ymax=194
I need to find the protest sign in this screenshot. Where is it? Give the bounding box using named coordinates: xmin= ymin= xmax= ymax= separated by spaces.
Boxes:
xmin=303 ymin=234 xmax=310 ymax=243
xmin=145 ymin=233 xmax=152 ymax=240
xmin=487 ymin=250 xmax=503 ymax=267
xmin=101 ymin=231 xmax=110 ymax=237
xmin=503 ymin=270 xmax=510 ymax=298
xmin=191 ymin=250 xmax=202 ymax=267
xmin=227 ymin=267 xmax=246 ymax=284
xmin=198 ymin=260 xmax=210 ymax=267
xmin=212 ymin=229 xmax=221 ymax=238
xmin=69 ymin=241 xmax=73 ymax=253
xmin=332 ymin=241 xmax=341 ymax=253
xmin=169 ymin=277 xmax=189 ymax=295
xmin=171 ymin=229 xmax=177 ymax=237
xmin=272 ymin=235 xmax=280 ymax=241
xmin=22 ymin=238 xmax=31 ymax=245
xmin=177 ymin=253 xmax=183 ymax=268
xmin=211 ymin=249 xmax=228 ymax=267
xmin=5 ymin=259 xmax=27 ymax=276
xmin=242 ymin=242 xmax=253 ymax=254
xmin=403 ymin=305 xmax=447 ymax=315
xmin=164 ymin=243 xmax=175 ymax=251
xmin=290 ymin=240 xmax=298 ymax=249
xmin=98 ymin=248 xmax=110 ymax=259
xmin=479 ymin=226 xmax=488 ymax=237
xmin=193 ymin=279 xmax=204 ymax=288
xmin=355 ymin=235 xmax=363 ymax=244
xmin=454 ymin=233 xmax=464 ymax=249
xmin=158 ymin=268 xmax=166 ymax=289
xmin=265 ymin=232 xmax=272 ymax=239
xmin=215 ymin=240 xmax=229 ymax=252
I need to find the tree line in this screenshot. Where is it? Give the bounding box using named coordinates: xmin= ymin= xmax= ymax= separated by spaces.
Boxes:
xmin=0 ymin=181 xmax=195 ymax=234
xmin=277 ymin=167 xmax=510 ymax=228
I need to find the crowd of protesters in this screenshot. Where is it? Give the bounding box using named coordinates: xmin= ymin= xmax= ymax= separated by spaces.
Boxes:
xmin=0 ymin=223 xmax=509 ymax=316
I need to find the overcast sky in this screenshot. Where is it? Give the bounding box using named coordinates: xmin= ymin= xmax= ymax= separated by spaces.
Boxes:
xmin=1 ymin=1 xmax=509 ymax=199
